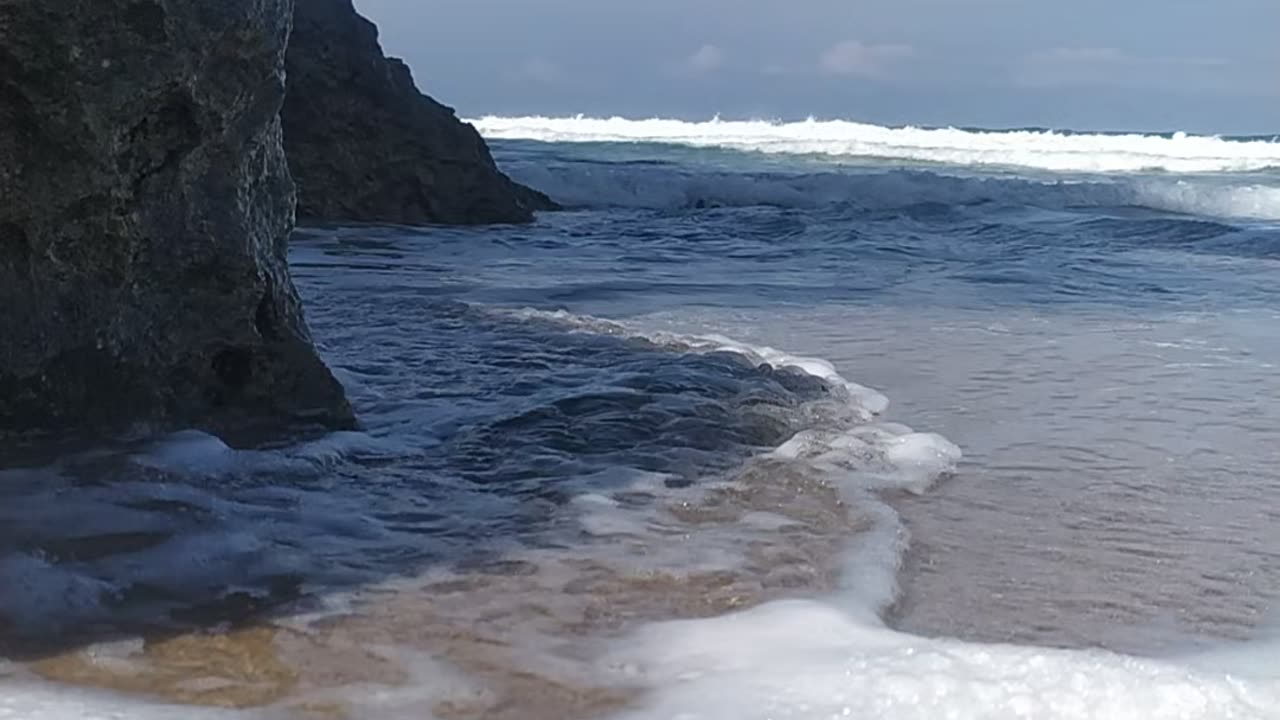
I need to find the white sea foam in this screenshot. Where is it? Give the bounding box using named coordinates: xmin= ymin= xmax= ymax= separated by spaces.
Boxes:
xmin=773 ymin=426 xmax=963 ymax=496
xmin=504 ymin=308 xmax=960 ymax=509
xmin=473 ymin=115 xmax=1280 ymax=175
xmin=694 ymin=333 xmax=891 ymax=416
xmin=514 ymin=307 xmax=962 ymax=604
xmin=10 ymin=308 xmax=1275 ymax=719
xmin=604 ymin=600 xmax=1280 ymax=720
xmin=0 ymin=679 xmax=246 ymax=719
xmin=572 ymin=338 xmax=1276 ymax=719
xmin=501 ymin=308 xmax=891 ymax=418
xmin=1133 ymin=180 xmax=1280 ymax=222
xmin=504 ymin=309 xmax=1280 ymax=720
xmin=131 ymin=428 xmax=413 ymax=477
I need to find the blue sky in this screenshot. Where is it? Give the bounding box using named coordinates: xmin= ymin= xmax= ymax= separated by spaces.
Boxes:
xmin=354 ymin=0 xmax=1279 ymax=134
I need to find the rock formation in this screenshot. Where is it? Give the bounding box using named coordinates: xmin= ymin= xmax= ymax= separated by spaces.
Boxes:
xmin=283 ymin=0 xmax=555 ymax=226
xmin=0 ymin=0 xmax=354 ymax=437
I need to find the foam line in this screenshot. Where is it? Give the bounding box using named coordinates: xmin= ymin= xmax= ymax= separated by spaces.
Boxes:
xmin=473 ymin=115 xmax=1280 ymax=175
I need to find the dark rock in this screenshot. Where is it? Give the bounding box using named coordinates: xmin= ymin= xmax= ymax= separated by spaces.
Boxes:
xmin=0 ymin=0 xmax=354 ymax=438
xmin=283 ymin=0 xmax=557 ymax=226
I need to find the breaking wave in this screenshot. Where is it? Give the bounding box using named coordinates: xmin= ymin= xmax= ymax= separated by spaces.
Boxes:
xmin=472 ymin=115 xmax=1280 ymax=175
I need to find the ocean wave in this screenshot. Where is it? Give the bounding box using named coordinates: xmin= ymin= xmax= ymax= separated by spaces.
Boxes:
xmin=499 ymin=308 xmax=892 ymax=417
xmin=500 ymin=161 xmax=1280 ymax=221
xmin=0 ymin=304 xmax=904 ymax=647
xmin=14 ymin=304 xmax=1277 ymax=719
xmin=0 ymin=305 xmax=968 ymax=719
xmin=499 ymin=310 xmax=1280 ymax=720
xmin=500 ymin=307 xmax=959 ymax=594
xmin=472 ymin=115 xmax=1280 ymax=175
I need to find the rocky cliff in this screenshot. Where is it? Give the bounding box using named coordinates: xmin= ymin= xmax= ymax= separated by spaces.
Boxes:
xmin=283 ymin=0 xmax=555 ymax=226
xmin=0 ymin=0 xmax=353 ymax=437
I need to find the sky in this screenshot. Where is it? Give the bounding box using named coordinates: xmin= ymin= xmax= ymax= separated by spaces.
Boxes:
xmin=354 ymin=0 xmax=1279 ymax=135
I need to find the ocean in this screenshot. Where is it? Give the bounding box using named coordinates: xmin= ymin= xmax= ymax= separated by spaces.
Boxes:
xmin=3 ymin=116 xmax=1280 ymax=718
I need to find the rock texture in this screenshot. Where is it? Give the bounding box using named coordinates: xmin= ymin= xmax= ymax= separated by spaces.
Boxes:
xmin=0 ymin=0 xmax=353 ymax=436
xmin=283 ymin=0 xmax=555 ymax=226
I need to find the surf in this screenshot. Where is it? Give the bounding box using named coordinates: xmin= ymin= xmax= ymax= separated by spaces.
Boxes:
xmin=472 ymin=115 xmax=1280 ymax=175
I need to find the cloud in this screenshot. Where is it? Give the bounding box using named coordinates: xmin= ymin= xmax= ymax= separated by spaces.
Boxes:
xmin=819 ymin=40 xmax=914 ymax=78
xmin=1015 ymin=48 xmax=1231 ymax=90
xmin=685 ymin=44 xmax=726 ymax=73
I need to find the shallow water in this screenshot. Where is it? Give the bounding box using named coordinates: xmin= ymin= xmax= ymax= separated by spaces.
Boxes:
xmin=3 ymin=120 xmax=1280 ymax=718
xmin=639 ymin=305 xmax=1280 ymax=655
